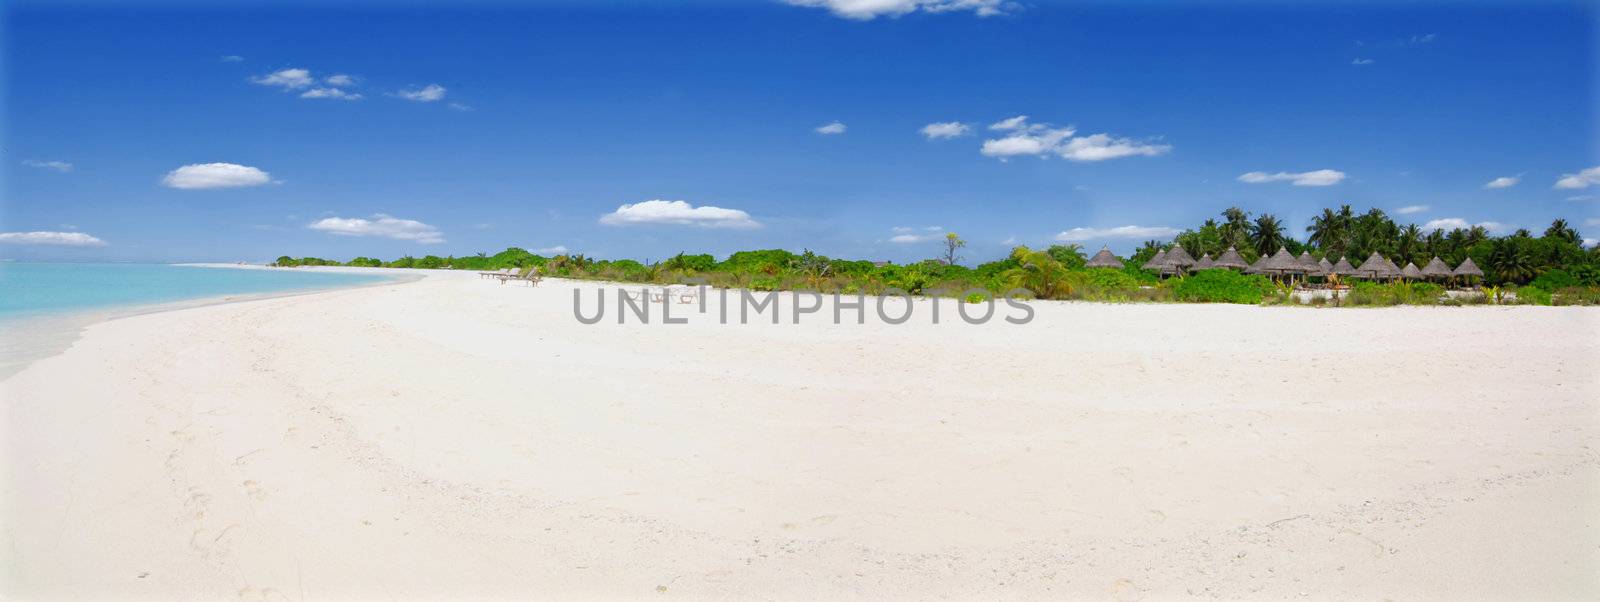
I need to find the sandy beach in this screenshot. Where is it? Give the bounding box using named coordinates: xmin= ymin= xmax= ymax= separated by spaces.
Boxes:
xmin=3 ymin=268 xmax=1597 ymax=599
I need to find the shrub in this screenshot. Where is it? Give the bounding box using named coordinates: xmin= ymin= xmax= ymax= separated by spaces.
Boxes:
xmin=1171 ymin=270 xmax=1276 ymax=304
xmin=1515 ymin=285 xmax=1553 ymax=306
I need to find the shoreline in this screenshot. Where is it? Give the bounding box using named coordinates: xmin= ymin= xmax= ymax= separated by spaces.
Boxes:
xmin=3 ymin=268 xmax=1598 ymax=598
xmin=0 ymin=265 xmax=423 ymax=381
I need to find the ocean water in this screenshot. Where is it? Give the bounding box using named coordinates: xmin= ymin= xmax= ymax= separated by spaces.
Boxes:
xmin=0 ymin=264 xmax=394 ymax=378
xmin=0 ymin=263 xmax=390 ymax=320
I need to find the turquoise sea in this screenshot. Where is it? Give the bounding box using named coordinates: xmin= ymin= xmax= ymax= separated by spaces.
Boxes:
xmin=0 ymin=263 xmax=394 ymax=378
xmin=0 ymin=263 xmax=391 ymax=320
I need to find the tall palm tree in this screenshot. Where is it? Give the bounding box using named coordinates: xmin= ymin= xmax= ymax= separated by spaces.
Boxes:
xmin=1397 ymin=224 xmax=1423 ymax=264
xmin=1220 ymin=207 xmax=1252 ymax=250
xmin=1306 ymin=208 xmax=1347 ymax=256
xmin=1544 ymin=218 xmax=1579 ymax=244
xmin=1466 ymin=225 xmax=1489 ymax=247
xmin=1252 ymin=213 xmax=1286 ymax=257
xmin=1424 ymin=228 xmax=1445 ymax=257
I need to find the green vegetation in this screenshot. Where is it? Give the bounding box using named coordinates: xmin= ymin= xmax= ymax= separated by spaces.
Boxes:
xmin=1171 ymin=270 xmax=1277 ymax=304
xmin=1344 ymin=281 xmax=1447 ymax=306
xmin=273 ymin=205 xmax=1600 ymax=306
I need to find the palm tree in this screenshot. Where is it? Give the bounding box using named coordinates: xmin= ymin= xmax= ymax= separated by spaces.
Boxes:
xmin=1397 ymin=224 xmax=1423 ymax=264
xmin=1220 ymin=207 xmax=1252 ymax=250
xmin=1544 ymin=218 xmax=1579 ymax=244
xmin=1306 ymin=208 xmax=1347 ymax=256
xmin=1424 ymin=228 xmax=1445 ymax=257
xmin=1251 ymin=214 xmax=1286 ymax=257
xmin=1466 ymin=225 xmax=1489 ymax=247
xmin=1489 ymin=240 xmax=1535 ymax=283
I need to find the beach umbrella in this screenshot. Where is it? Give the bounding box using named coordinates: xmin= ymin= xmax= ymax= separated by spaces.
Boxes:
xmin=1420 ymin=256 xmax=1453 ymax=280
xmin=1194 ymin=253 xmax=1216 ymax=269
xmin=1084 ymin=246 xmax=1124 ymax=268
xmin=1255 ymin=247 xmax=1307 ymax=283
xmin=1352 ymin=252 xmax=1400 ymax=280
xmin=1400 ymin=262 xmax=1422 ymax=280
xmin=1297 ymin=251 xmax=1326 ymax=278
xmin=1452 ymin=257 xmax=1484 ymax=286
xmin=1163 ymin=246 xmax=1197 ymax=271
xmin=1211 ymin=247 xmax=1250 ymax=270
xmin=1330 ymin=256 xmax=1356 ymax=276
xmin=1140 ymin=249 xmax=1167 ymax=271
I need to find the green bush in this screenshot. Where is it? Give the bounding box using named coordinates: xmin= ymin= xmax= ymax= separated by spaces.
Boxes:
xmin=1171 ymin=270 xmax=1276 ymax=304
xmin=1346 ymin=281 xmax=1445 ymax=306
xmin=1515 ymin=286 xmax=1553 ymax=306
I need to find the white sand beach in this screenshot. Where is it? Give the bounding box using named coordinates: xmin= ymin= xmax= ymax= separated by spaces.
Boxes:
xmin=3 ymin=269 xmax=1598 ymax=599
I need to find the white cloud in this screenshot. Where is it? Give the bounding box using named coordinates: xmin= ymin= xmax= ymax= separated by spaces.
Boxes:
xmin=252 ymin=68 xmax=314 ymax=89
xmin=394 ymin=83 xmax=447 ymax=102
xmin=888 ymin=225 xmax=943 ymax=242
xmin=532 ymin=245 xmax=569 ymax=255
xmin=989 ymin=115 xmax=1030 ymax=131
xmin=1056 ymin=134 xmax=1171 ymax=162
xmin=1422 ymin=218 xmax=1510 ymax=233
xmin=1555 ymin=166 xmax=1600 ymax=189
xmin=815 ymin=121 xmax=847 ymax=135
xmin=161 ymin=162 xmax=273 ymax=189
xmin=1351 ymin=58 xmax=1375 ymax=65
xmin=300 ymin=87 xmax=363 ymax=100
xmin=1585 ymin=218 xmax=1600 ymax=227
xmin=1584 ymin=238 xmax=1598 ymax=249
xmin=324 ymin=74 xmax=355 ymax=86
xmin=1236 ymin=169 xmax=1347 ymax=186
xmin=0 ymin=231 xmax=107 ymax=247
xmin=920 ymin=121 xmax=970 ymax=139
xmin=1421 ymin=218 xmax=1470 ymax=230
xmin=1054 ymin=225 xmax=1180 ymax=242
xmin=1484 ymin=175 xmax=1520 ymax=189
xmin=448 ymin=102 xmax=474 ymax=112
xmin=22 ymin=160 xmax=73 ymax=172
xmin=220 ymin=55 xmax=244 ymax=62
xmin=1394 ymin=204 xmax=1429 ymax=215
xmin=979 ymin=116 xmax=1167 ymax=162
xmin=308 ymin=214 xmax=444 ymax=244
xmin=783 ymin=0 xmax=1012 ymax=20
xmin=599 ymin=199 xmax=760 ymax=229
xmin=1409 ymin=33 xmax=1438 ymax=44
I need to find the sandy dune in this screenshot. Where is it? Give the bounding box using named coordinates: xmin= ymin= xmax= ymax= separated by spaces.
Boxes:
xmin=3 ymin=269 xmax=1598 ymax=599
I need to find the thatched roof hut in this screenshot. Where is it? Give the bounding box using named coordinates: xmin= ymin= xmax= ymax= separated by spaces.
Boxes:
xmin=1318 ymin=257 xmax=1334 ymax=273
xmin=1453 ymin=257 xmax=1484 ymax=277
xmin=1211 ymin=247 xmax=1250 ymax=270
xmin=1085 ymin=246 xmax=1123 ymax=268
xmin=1330 ymin=256 xmax=1356 ymax=275
xmin=1140 ymin=249 xmax=1167 ymax=270
xmin=1381 ymin=257 xmax=1403 ymax=274
xmin=1164 ymin=246 xmax=1197 ymax=268
xmin=1194 ymin=253 xmax=1216 ymax=269
xmin=1296 ymin=251 xmax=1326 ymax=276
xmin=1255 ymin=247 xmax=1307 ymax=275
xmin=1400 ymin=262 xmax=1422 ymax=279
xmin=1352 ymin=251 xmax=1400 ymax=279
xmin=1420 ymin=256 xmax=1453 ymax=279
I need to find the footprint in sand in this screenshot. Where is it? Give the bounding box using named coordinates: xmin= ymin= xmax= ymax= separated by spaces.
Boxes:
xmin=1109 ymin=578 xmax=1140 ymax=601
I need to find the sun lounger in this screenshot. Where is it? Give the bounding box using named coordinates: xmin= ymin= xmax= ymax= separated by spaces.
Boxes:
xmin=497 ymin=266 xmax=541 ymax=286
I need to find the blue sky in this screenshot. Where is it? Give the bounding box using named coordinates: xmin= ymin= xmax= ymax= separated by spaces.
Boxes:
xmin=2 ymin=0 xmax=1596 ymax=264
